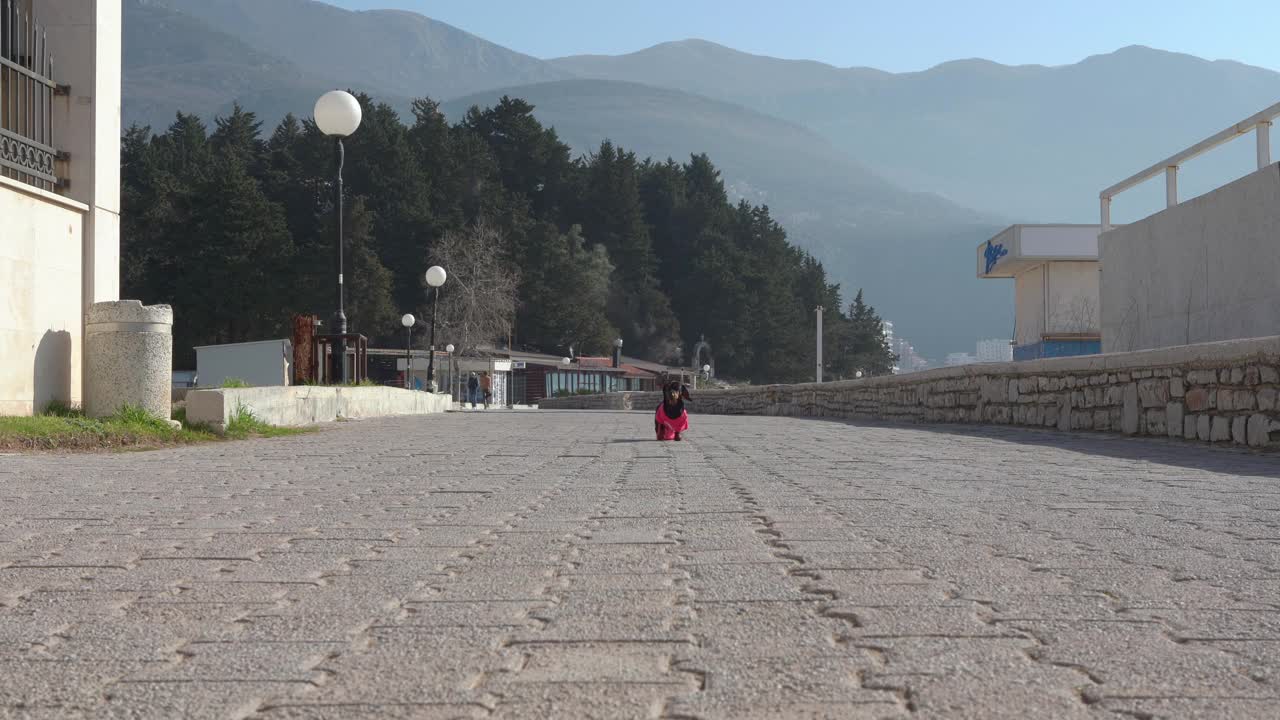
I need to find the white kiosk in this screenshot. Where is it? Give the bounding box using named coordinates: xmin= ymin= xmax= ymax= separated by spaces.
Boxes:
xmin=977 ymin=225 xmax=1102 ymax=361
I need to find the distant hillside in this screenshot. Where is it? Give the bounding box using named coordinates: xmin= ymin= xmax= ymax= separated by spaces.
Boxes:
xmin=123 ymin=0 xmax=332 ymax=129
xmin=124 ymin=0 xmax=569 ymax=130
xmin=120 ymin=0 xmax=1013 ymax=356
xmin=444 ymin=80 xmax=1007 ymax=357
xmin=159 ymin=0 xmax=572 ymax=101
xmin=553 ymin=42 xmax=1280 ymax=222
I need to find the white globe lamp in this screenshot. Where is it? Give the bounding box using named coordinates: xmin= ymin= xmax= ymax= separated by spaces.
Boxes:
xmin=423 ymin=266 xmax=448 ymax=389
xmin=314 ymin=91 xmax=363 ymax=138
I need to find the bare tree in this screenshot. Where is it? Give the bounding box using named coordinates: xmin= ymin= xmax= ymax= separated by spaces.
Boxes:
xmin=1048 ymin=296 xmax=1099 ymax=335
xmin=428 ymin=220 xmax=518 ymax=354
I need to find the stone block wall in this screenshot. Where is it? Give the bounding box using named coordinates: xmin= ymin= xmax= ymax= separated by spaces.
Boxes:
xmin=539 ymin=336 xmax=1280 ymax=449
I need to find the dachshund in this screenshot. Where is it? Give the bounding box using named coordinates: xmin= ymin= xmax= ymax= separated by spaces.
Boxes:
xmin=655 ymin=380 xmax=691 ymax=441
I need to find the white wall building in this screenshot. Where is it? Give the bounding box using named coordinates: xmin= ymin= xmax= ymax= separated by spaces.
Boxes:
xmin=945 ymin=353 xmax=977 ymax=367
xmin=1 ymin=0 xmax=122 ymax=415
xmin=976 ymin=339 xmax=1013 ymax=363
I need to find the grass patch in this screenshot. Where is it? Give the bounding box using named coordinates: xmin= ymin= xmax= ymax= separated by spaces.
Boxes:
xmin=0 ymin=404 xmax=216 ymax=452
xmin=221 ymin=378 xmax=251 ymax=388
xmin=224 ymin=402 xmax=311 ymax=440
xmin=0 ymin=401 xmax=309 ymax=453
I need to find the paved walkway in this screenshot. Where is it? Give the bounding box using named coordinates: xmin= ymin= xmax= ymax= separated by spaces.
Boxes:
xmin=2 ymin=412 xmax=1280 ymax=719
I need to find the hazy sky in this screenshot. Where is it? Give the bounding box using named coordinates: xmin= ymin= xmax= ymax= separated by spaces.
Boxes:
xmin=326 ymin=0 xmax=1280 ymax=72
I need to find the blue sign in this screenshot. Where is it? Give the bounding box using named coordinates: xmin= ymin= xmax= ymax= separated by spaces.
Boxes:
xmin=983 ymin=241 xmax=1009 ymax=274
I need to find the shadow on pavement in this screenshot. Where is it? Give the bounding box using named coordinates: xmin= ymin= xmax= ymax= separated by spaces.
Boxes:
xmin=841 ymin=418 xmax=1280 ymax=480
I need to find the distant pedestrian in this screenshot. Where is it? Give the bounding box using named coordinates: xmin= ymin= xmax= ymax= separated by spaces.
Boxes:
xmin=467 ymin=372 xmax=479 ymax=409
xmin=480 ymin=372 xmax=493 ymax=409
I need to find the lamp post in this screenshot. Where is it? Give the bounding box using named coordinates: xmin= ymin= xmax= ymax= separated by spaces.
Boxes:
xmin=424 ymin=266 xmax=447 ymax=391
xmin=314 ymin=90 xmax=363 ymax=384
xmin=401 ymin=313 xmax=416 ymax=389
xmin=815 ymin=305 xmax=824 ymax=384
xmin=446 ymin=344 xmax=456 ymax=401
xmin=611 ymin=338 xmax=624 ymax=391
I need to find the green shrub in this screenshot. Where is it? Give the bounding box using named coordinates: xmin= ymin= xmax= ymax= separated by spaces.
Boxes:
xmin=221 ymin=378 xmax=251 ymax=388
xmin=42 ymin=400 xmax=83 ymax=417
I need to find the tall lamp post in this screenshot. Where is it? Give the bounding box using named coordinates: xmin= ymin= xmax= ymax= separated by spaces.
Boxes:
xmin=401 ymin=314 xmax=416 ymax=389
xmin=446 ymin=344 xmax=456 ymax=401
xmin=314 ymin=90 xmax=363 ymax=384
xmin=424 ymin=266 xmax=447 ymax=391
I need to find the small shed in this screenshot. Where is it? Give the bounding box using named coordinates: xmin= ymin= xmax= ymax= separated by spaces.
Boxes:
xmin=194 ymin=339 xmax=292 ymax=388
xmin=978 ymin=225 xmax=1102 ymax=361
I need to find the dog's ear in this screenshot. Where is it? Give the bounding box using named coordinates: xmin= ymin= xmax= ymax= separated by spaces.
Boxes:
xmin=680 ymin=385 xmax=691 ymax=401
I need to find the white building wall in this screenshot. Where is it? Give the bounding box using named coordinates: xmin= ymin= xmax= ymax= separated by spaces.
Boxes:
xmin=1046 ymin=262 xmax=1101 ymax=335
xmin=42 ymin=0 xmax=122 ymax=309
xmin=0 ymin=179 xmax=89 ymax=414
xmin=1 ymin=0 xmax=122 ymax=415
xmin=1014 ymin=265 xmax=1046 ymax=347
xmin=1101 ymin=162 xmax=1280 ymax=353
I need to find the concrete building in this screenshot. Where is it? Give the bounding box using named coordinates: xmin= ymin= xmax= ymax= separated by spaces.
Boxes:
xmin=945 ymin=353 xmax=977 ymax=367
xmin=1 ymin=0 xmax=122 ymax=415
xmin=891 ymin=338 xmax=930 ymax=374
xmin=977 ymin=339 xmax=1014 ymax=363
xmin=1099 ymin=102 xmax=1280 ymax=353
xmin=977 ymin=225 xmax=1102 ymax=361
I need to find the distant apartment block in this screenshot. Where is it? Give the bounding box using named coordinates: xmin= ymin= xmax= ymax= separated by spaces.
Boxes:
xmin=976 ymin=339 xmax=1013 ymax=363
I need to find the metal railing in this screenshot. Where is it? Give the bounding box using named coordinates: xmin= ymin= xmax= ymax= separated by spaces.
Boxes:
xmin=1100 ymin=100 xmax=1278 ymax=231
xmin=0 ymin=0 xmax=66 ymax=192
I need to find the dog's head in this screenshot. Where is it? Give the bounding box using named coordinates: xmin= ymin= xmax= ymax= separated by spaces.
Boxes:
xmin=665 ymin=381 xmax=689 ymax=404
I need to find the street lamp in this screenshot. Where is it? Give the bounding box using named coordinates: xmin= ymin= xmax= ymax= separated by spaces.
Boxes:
xmin=314 ymin=90 xmax=363 ymax=384
xmin=446 ymin=343 xmax=456 ymax=400
xmin=425 ymin=265 xmax=447 ymax=390
xmin=401 ymin=313 xmax=416 ymax=389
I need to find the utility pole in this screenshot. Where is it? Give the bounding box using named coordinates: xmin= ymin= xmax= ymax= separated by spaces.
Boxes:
xmin=815 ymin=306 xmax=824 ymax=383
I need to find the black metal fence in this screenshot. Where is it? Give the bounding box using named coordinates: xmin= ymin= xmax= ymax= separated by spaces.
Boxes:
xmin=0 ymin=0 xmax=65 ymax=192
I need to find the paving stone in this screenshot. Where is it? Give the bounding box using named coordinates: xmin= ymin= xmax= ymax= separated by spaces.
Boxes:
xmin=3 ymin=412 xmax=1280 ymax=718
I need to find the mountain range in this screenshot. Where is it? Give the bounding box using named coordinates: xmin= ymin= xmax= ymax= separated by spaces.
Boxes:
xmin=119 ymin=0 xmax=1280 ymax=358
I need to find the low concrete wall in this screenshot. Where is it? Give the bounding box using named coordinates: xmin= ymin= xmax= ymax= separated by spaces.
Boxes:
xmin=1101 ymin=162 xmax=1280 ymax=353
xmin=186 ymin=386 xmax=451 ymax=432
xmin=540 ymin=336 xmax=1280 ymax=448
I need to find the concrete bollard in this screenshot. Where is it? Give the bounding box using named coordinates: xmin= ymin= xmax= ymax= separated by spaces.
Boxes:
xmin=85 ymin=300 xmax=173 ymax=419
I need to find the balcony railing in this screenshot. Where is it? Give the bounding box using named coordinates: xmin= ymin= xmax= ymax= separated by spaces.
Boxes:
xmin=0 ymin=0 xmax=67 ymax=193
xmin=1100 ymin=100 xmax=1278 ymax=231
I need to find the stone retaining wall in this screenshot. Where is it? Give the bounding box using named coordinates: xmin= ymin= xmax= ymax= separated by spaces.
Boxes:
xmin=539 ymin=336 xmax=1280 ymax=448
